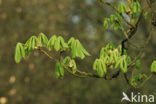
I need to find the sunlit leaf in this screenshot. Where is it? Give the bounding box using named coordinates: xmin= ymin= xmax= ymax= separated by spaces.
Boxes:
xmin=151 ymin=61 xmax=156 ymax=73
xmin=15 ymin=43 xmax=25 ymax=63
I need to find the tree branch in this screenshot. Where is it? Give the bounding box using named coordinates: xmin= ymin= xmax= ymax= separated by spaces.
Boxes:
xmin=98 ymin=0 xmax=135 ymax=28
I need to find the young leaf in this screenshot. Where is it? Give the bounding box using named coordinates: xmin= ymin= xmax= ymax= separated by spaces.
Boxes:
xmin=59 ymin=63 xmax=64 ymax=77
xmin=15 ymin=43 xmax=25 ymax=63
xmin=120 ymin=56 xmax=127 ymax=73
xmin=68 ymin=37 xmax=75 ymax=45
xmin=25 ymin=36 xmax=38 ymax=51
xmin=151 ymin=61 xmax=156 ymax=73
xmin=47 ymin=35 xmax=57 ymax=50
xmin=58 ymin=36 xmax=68 ymax=48
xmin=71 ymin=59 xmax=77 ymax=74
xmin=54 ymin=62 xmax=60 ymax=78
xmin=71 ymin=40 xmax=77 ymax=58
xmin=76 ymin=43 xmax=85 ymax=59
xmin=77 ymin=40 xmax=90 ymax=56
xmin=38 ymin=33 xmax=48 ymax=47
xmin=54 ymin=62 xmax=64 ymax=78
xmin=62 ymin=56 xmax=70 ymax=66
xmin=97 ymin=61 xmax=104 ymax=77
xmin=118 ymin=2 xmax=127 ymax=14
xmin=104 ymin=18 xmax=109 ymax=29
xmin=54 ymin=37 xmax=61 ymax=51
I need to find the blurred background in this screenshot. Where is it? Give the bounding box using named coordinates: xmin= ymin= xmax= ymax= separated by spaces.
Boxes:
xmin=0 ymin=0 xmax=155 ymax=104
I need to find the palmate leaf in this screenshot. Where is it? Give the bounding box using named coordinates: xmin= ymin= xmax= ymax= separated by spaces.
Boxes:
xmin=54 ymin=37 xmax=61 ymax=51
xmin=68 ymin=38 xmax=90 ymax=59
xmin=25 ymin=36 xmax=38 ymax=51
xmin=54 ymin=62 xmax=60 ymax=78
xmin=97 ymin=61 xmax=104 ymax=77
xmin=67 ymin=37 xmax=75 ymax=45
xmin=47 ymin=35 xmax=57 ymax=51
xmin=58 ymin=36 xmax=68 ymax=48
xmin=118 ymin=2 xmax=127 ymax=14
xmin=93 ymin=59 xmax=107 ymax=77
xmin=38 ymin=33 xmax=48 ymax=47
xmin=54 ymin=62 xmax=64 ymax=78
xmin=15 ymin=42 xmax=25 ymax=63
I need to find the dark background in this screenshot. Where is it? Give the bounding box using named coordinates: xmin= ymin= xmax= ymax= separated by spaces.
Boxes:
xmin=0 ymin=0 xmax=155 ymax=104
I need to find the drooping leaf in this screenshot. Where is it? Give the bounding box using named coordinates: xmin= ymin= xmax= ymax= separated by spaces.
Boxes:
xmin=104 ymin=18 xmax=109 ymax=29
xmin=58 ymin=36 xmax=68 ymax=48
xmin=54 ymin=62 xmax=60 ymax=78
xmin=38 ymin=33 xmax=48 ymax=47
xmin=71 ymin=40 xmax=77 ymax=58
xmin=68 ymin=37 xmax=75 ymax=45
xmin=69 ymin=39 xmax=90 ymax=59
xmin=97 ymin=61 xmax=104 ymax=77
xmin=25 ymin=36 xmax=38 ymax=51
xmin=120 ymin=56 xmax=127 ymax=73
xmin=54 ymin=37 xmax=61 ymax=51
xmin=54 ymin=62 xmax=64 ymax=78
xmin=15 ymin=43 xmax=25 ymax=63
xmin=47 ymin=35 xmax=57 ymax=50
xmin=118 ymin=2 xmax=127 ymax=13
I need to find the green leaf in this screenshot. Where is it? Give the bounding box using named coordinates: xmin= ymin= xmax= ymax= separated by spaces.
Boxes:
xmin=38 ymin=33 xmax=48 ymax=47
xmin=15 ymin=43 xmax=25 ymax=63
xmin=71 ymin=40 xmax=77 ymax=58
xmin=130 ymin=73 xmax=147 ymax=87
xmin=136 ymin=59 xmax=141 ymax=70
xmin=54 ymin=37 xmax=61 ymax=51
xmin=76 ymin=43 xmax=85 ymax=59
xmin=151 ymin=61 xmax=156 ymax=73
xmin=47 ymin=35 xmax=57 ymax=50
xmin=71 ymin=59 xmax=77 ymax=74
xmin=79 ymin=41 xmax=90 ymax=56
xmin=25 ymin=36 xmax=38 ymax=51
xmin=54 ymin=62 xmax=60 ymax=78
xmin=68 ymin=37 xmax=75 ymax=45
xmin=104 ymin=18 xmax=109 ymax=29
xmin=120 ymin=56 xmax=127 ymax=73
xmin=59 ymin=64 xmax=64 ymax=77
xmin=97 ymin=61 xmax=104 ymax=77
xmin=62 ymin=56 xmax=70 ymax=66
xmin=58 ymin=36 xmax=68 ymax=48
xmin=118 ymin=2 xmax=127 ymax=13
xmin=54 ymin=62 xmax=64 ymax=78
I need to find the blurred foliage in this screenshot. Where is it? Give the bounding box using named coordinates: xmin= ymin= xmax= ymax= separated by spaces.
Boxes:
xmin=0 ymin=0 xmax=156 ymax=104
